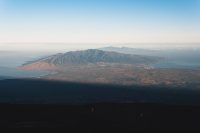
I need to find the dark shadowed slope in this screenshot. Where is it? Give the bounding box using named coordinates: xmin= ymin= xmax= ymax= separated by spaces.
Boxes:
xmin=1 ymin=103 xmax=200 ymax=132
xmin=0 ymin=79 xmax=200 ymax=105
xmin=1 ymin=79 xmax=200 ymax=131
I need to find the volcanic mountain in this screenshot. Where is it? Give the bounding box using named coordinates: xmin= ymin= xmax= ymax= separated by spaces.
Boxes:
xmin=19 ymin=49 xmax=161 ymax=70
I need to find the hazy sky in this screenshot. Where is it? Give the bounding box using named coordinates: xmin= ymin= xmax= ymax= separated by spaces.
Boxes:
xmin=0 ymin=0 xmax=200 ymax=50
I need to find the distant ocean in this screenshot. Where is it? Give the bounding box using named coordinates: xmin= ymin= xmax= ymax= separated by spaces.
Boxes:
xmin=0 ymin=51 xmax=50 ymax=78
xmin=152 ymin=49 xmax=200 ymax=70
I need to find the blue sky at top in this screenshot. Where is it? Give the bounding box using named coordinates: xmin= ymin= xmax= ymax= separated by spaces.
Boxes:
xmin=0 ymin=0 xmax=200 ymax=47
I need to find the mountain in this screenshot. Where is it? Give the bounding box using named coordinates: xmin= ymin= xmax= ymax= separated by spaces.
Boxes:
xmin=18 ymin=49 xmax=200 ymax=87
xmin=19 ymin=49 xmax=161 ymax=70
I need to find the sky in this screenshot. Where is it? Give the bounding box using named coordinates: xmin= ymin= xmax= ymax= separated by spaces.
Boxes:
xmin=0 ymin=0 xmax=200 ymax=50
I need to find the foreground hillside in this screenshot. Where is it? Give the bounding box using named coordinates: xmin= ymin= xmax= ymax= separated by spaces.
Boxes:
xmin=0 ymin=79 xmax=200 ymax=105
xmin=0 ymin=79 xmax=200 ymax=131
xmin=0 ymin=103 xmax=200 ymax=132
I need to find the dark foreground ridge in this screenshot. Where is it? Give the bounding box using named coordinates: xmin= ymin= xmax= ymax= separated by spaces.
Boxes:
xmin=0 ymin=79 xmax=200 ymax=131
xmin=0 ymin=103 xmax=200 ymax=132
xmin=0 ymin=79 xmax=200 ymax=105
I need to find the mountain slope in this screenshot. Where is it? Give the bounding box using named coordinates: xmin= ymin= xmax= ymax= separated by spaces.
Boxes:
xmin=19 ymin=49 xmax=161 ymax=70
